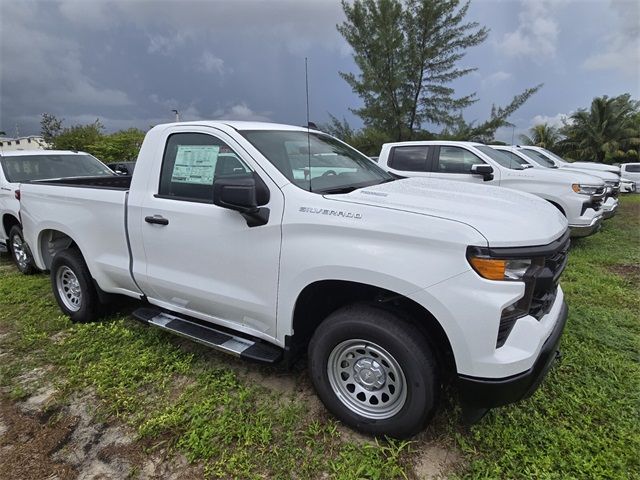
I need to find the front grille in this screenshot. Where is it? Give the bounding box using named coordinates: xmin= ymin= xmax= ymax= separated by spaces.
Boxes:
xmin=529 ymin=235 xmax=569 ymax=319
xmin=495 ymin=232 xmax=570 ymax=347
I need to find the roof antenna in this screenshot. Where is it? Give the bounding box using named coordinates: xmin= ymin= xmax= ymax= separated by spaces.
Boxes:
xmin=305 ymin=57 xmax=312 ymax=192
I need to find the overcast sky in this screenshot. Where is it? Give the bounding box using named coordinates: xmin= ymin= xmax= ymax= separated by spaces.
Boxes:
xmin=1 ymin=0 xmax=638 ymax=143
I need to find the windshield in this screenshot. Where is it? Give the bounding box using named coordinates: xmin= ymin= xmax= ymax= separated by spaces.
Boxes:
xmin=1 ymin=154 xmax=114 ymax=183
xmin=476 ymin=146 xmax=526 ymax=170
xmin=519 ymin=149 xmax=558 ymax=168
xmin=241 ymin=130 xmax=393 ymax=193
xmin=537 ymin=148 xmax=568 ymax=165
xmin=624 ymin=164 xmax=640 ymax=173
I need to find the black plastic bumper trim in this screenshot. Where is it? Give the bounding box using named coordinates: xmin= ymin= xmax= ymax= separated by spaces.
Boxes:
xmin=458 ymin=301 xmax=568 ymax=410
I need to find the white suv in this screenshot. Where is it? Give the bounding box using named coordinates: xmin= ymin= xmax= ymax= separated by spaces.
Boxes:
xmin=620 ymin=163 xmax=640 ymax=193
xmin=0 ymin=150 xmax=115 ymax=273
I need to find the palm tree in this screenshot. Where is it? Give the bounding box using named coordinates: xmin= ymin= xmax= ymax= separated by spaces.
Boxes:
xmin=519 ymin=123 xmax=561 ymax=150
xmin=559 ymin=94 xmax=640 ymax=163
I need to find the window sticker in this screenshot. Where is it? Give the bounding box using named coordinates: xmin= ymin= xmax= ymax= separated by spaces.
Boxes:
xmin=171 ymin=145 xmax=220 ymax=185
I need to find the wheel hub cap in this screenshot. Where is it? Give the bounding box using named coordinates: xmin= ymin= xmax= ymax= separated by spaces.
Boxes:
xmin=327 ymin=340 xmax=407 ymax=420
xmin=353 ymin=358 xmax=386 ymax=390
xmin=56 ymin=266 xmax=82 ymax=312
xmin=11 ymin=235 xmax=28 ymax=268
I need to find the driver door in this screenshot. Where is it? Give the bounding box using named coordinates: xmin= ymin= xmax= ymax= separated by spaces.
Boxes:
xmin=430 ymin=146 xmax=499 ymax=184
xmin=130 ymin=127 xmax=284 ymax=339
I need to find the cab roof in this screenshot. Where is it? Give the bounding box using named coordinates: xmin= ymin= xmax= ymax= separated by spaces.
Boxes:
xmin=151 ymin=120 xmax=319 ymax=133
xmin=0 ymin=149 xmax=89 ymax=157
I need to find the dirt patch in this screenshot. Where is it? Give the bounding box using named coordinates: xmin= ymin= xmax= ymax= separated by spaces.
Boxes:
xmin=0 ymin=396 xmax=77 ymax=480
xmin=607 ymin=264 xmax=640 ymax=284
xmin=412 ymin=443 xmax=463 ymax=480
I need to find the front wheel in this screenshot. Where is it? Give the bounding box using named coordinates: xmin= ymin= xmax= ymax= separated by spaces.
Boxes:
xmin=9 ymin=225 xmax=37 ymax=274
xmin=308 ymin=304 xmax=439 ymax=438
xmin=51 ymin=249 xmax=100 ymax=323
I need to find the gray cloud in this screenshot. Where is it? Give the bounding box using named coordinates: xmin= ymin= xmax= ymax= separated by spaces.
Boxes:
xmin=1 ymin=0 xmax=638 ymax=141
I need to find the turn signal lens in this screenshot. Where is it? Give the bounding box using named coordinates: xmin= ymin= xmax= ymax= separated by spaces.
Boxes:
xmin=571 ymin=184 xmax=581 ymax=193
xmin=469 ymin=257 xmax=506 ymax=280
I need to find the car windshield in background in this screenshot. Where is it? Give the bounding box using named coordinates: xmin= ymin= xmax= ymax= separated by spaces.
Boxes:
xmin=476 ymin=146 xmax=527 ymax=170
xmin=520 ymin=149 xmax=558 ymax=168
xmin=539 ymin=148 xmax=569 ymax=165
xmin=241 ymin=130 xmax=393 ymax=194
xmin=1 ymin=154 xmax=114 ymax=183
xmin=624 ymin=164 xmax=640 ymax=173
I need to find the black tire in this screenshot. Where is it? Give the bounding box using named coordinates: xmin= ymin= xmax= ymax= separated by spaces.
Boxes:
xmin=50 ymin=248 xmax=101 ymax=323
xmin=8 ymin=225 xmax=38 ymax=275
xmin=308 ymin=304 xmax=439 ymax=438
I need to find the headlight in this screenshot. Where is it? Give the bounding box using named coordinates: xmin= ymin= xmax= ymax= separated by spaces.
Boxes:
xmin=572 ymin=184 xmax=602 ymax=195
xmin=604 ymin=180 xmax=619 ymax=187
xmin=468 ymin=256 xmax=533 ymax=281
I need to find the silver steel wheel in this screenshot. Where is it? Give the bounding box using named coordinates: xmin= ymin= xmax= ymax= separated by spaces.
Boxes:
xmin=56 ymin=266 xmax=82 ymax=312
xmin=11 ymin=233 xmax=29 ymax=270
xmin=327 ymin=339 xmax=407 ymax=420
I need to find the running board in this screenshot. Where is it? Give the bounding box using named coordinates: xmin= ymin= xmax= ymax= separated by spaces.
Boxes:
xmin=131 ymin=307 xmax=282 ymax=364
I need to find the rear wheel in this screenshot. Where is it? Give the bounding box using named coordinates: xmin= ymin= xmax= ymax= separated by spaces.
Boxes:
xmin=308 ymin=304 xmax=439 ymax=438
xmin=51 ymin=249 xmax=101 ymax=323
xmin=9 ymin=225 xmax=37 ymax=275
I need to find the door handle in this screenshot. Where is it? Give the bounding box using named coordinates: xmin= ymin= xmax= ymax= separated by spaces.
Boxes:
xmin=145 ymin=215 xmax=169 ymax=226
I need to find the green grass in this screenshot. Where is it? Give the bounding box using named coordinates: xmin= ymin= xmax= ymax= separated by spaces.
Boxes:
xmin=0 ymin=196 xmax=638 ymax=479
xmin=0 ymin=251 xmax=410 ymax=479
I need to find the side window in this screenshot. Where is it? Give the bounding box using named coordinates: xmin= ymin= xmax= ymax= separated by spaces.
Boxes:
xmin=159 ymin=133 xmax=251 ymax=202
xmin=436 ymin=146 xmax=484 ymax=173
xmin=389 ymin=146 xmax=429 ymax=172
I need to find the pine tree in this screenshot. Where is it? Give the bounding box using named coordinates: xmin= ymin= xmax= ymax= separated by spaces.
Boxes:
xmin=338 ymin=0 xmax=488 ymax=140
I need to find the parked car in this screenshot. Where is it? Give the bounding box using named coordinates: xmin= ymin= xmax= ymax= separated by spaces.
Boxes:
xmin=20 ymin=121 xmax=569 ymax=438
xmin=106 ymin=161 xmax=136 ymax=175
xmin=620 ymin=163 xmax=640 ymax=193
xmin=511 ymin=146 xmax=620 ymax=219
xmin=376 ymin=140 xmax=604 ymax=237
xmin=0 ymin=150 xmax=116 ymax=273
xmin=620 ymin=177 xmax=636 ymax=193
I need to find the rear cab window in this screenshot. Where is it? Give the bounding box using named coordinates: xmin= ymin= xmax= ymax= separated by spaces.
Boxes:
xmin=388 ymin=146 xmax=430 ymax=172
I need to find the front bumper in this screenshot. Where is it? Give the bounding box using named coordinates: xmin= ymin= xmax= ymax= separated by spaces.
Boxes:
xmin=602 ymin=201 xmax=618 ymax=219
xmin=569 ymin=214 xmax=602 ymax=237
xmin=458 ymin=301 xmax=567 ymax=410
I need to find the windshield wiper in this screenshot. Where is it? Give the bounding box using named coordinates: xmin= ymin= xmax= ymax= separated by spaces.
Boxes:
xmin=320 ymin=186 xmax=360 ymax=195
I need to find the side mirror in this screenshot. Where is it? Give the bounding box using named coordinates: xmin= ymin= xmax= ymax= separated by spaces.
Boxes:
xmin=213 ymin=175 xmax=270 ymax=227
xmin=471 ymin=164 xmax=494 ymax=181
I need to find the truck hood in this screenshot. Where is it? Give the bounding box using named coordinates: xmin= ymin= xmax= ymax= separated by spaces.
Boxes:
xmin=514 ymin=167 xmax=605 ymax=185
xmin=331 ymin=177 xmax=568 ymax=248
xmin=559 ymin=166 xmax=618 ymax=181
xmin=563 ymin=162 xmax=620 ymax=175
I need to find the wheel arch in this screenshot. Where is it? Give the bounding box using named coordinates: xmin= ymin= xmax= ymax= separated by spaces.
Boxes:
xmin=289 ymin=280 xmax=456 ymax=376
xmin=2 ymin=213 xmax=20 ymax=239
xmin=37 ymin=229 xmax=79 ymax=270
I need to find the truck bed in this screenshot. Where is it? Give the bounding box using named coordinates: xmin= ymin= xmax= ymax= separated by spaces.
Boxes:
xmin=19 ymin=179 xmax=139 ymax=296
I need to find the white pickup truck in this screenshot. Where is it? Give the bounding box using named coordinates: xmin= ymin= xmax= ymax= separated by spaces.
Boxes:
xmin=377 ymin=141 xmax=605 ymax=237
xmin=0 ymin=150 xmax=116 ymax=273
xmin=20 ymin=122 xmax=570 ymax=438
xmin=508 ymin=146 xmax=620 ymax=219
